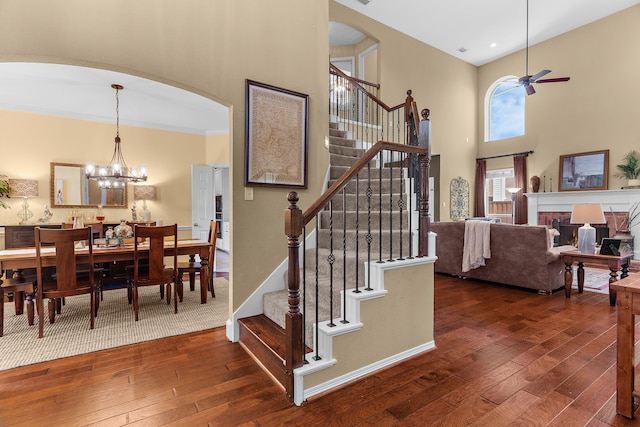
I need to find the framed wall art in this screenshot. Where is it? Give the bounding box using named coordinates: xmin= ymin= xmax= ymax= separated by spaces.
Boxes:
xmin=245 ymin=80 xmax=309 ymax=188
xmin=559 ymin=149 xmax=609 ymax=191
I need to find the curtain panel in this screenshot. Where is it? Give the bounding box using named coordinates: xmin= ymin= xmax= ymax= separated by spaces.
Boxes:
xmin=513 ymin=154 xmax=528 ymax=224
xmin=474 ymin=159 xmax=486 ymax=217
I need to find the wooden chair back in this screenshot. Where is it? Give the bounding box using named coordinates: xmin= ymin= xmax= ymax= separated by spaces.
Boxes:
xmin=61 ymin=221 xmax=103 ymax=239
xmin=35 ymin=227 xmax=94 ymax=294
xmin=127 ymin=221 xmax=157 ymax=227
xmin=133 ymin=224 xmax=177 ymax=284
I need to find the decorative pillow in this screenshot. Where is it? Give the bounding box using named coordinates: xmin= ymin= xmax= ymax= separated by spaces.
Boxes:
xmin=547 ymin=227 xmax=560 ymax=248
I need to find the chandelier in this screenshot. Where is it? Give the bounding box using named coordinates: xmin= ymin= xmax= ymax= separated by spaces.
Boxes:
xmin=85 ymin=84 xmax=147 ymax=189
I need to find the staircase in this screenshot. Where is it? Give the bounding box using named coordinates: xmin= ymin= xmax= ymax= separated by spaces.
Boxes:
xmin=236 ymin=65 xmax=431 ymax=404
xmin=262 ymin=120 xmax=410 ymax=342
xmin=238 ymin=118 xmax=419 ymax=390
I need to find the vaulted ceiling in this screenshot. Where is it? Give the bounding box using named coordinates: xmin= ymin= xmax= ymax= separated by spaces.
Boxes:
xmin=333 ymin=0 xmax=640 ymax=66
xmin=1 ymin=1 xmax=638 ymax=134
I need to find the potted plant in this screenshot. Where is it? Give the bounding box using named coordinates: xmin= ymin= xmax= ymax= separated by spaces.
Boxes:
xmin=615 ymin=151 xmax=640 ymax=187
xmin=611 ymin=203 xmax=639 ymax=255
xmin=0 ymin=174 xmax=11 ymax=209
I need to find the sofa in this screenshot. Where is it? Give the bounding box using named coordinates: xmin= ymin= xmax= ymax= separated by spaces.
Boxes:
xmin=430 ymin=221 xmax=576 ymax=294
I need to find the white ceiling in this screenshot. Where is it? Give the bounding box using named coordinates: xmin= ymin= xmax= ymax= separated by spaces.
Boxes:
xmin=333 ymin=0 xmax=640 ymax=66
xmin=0 ymin=63 xmax=229 ymax=135
xmin=2 ymin=1 xmax=638 ymax=133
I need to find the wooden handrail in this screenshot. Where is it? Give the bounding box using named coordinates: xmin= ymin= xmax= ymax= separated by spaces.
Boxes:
xmin=330 ymin=64 xmax=407 ymax=113
xmin=330 ymin=66 xmax=380 ymax=90
xmin=406 ymin=95 xmax=420 ymax=136
xmin=302 ymin=141 xmax=427 ymax=224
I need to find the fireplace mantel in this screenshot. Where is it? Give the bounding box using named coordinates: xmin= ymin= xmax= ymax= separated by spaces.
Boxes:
xmin=525 ymin=189 xmax=640 ymax=258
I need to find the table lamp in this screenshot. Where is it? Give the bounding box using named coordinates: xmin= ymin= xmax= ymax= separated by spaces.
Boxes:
xmin=570 ymin=203 xmax=606 ymax=254
xmin=134 ymin=185 xmax=157 ymax=222
xmin=9 ymin=179 xmax=39 ymax=224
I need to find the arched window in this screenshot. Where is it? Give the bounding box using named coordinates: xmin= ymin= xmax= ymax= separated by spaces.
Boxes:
xmin=485 ymin=76 xmax=525 ymax=142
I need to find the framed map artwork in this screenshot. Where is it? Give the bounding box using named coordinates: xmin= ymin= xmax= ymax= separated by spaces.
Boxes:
xmin=245 ymin=80 xmax=309 ymax=188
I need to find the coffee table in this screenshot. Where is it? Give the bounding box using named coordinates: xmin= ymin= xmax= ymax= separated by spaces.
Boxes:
xmin=561 ymin=251 xmax=633 ymax=306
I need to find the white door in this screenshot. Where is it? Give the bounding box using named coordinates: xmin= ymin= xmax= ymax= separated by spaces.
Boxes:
xmin=191 ymin=164 xmax=214 ymax=240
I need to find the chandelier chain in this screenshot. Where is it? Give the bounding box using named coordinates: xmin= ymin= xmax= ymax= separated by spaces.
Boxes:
xmin=84 ymin=84 xmax=147 ymax=188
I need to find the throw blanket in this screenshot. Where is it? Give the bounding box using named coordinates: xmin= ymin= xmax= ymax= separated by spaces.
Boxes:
xmin=462 ymin=220 xmax=491 ymax=272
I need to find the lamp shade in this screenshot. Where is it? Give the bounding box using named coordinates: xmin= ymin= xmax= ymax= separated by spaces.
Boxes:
xmin=570 ymin=203 xmax=606 ymax=225
xmin=9 ymin=179 xmax=38 ymax=198
xmin=133 ymin=185 xmax=156 ymax=201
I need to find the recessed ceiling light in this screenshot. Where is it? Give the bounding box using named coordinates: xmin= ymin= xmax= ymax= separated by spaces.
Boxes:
xmin=356 ymin=0 xmax=370 ymax=4
xmin=457 ymin=47 xmax=467 ymax=53
xmin=490 ymin=43 xmax=497 ymax=48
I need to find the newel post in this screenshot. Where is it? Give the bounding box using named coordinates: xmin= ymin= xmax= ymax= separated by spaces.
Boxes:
xmin=284 ymin=191 xmax=304 ymax=401
xmin=418 ymin=108 xmax=431 ymax=257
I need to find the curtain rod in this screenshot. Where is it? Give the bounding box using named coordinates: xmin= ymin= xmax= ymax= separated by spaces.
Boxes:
xmin=476 ymin=150 xmax=534 ymax=161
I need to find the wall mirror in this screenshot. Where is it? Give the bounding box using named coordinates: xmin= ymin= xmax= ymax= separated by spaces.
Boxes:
xmin=50 ymin=162 xmax=127 ymax=208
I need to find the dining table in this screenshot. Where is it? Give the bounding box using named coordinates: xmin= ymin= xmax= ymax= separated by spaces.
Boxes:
xmin=0 ymin=239 xmax=213 ymax=305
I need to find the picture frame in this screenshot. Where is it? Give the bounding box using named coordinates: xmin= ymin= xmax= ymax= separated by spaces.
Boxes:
xmin=245 ymin=80 xmax=309 ymax=188
xmin=599 ymin=238 xmax=621 ymax=256
xmin=558 ymin=149 xmax=609 ymax=192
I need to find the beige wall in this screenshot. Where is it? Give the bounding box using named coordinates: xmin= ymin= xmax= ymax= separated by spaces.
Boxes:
xmin=0 ymin=109 xmax=204 ymax=228
xmin=205 ymin=133 xmax=230 ymax=166
xmin=0 ymin=0 xmax=330 ymax=311
xmin=304 ymin=262 xmax=434 ymax=388
xmin=330 ymin=2 xmax=478 ymax=222
xmin=478 ymin=5 xmax=640 ymax=192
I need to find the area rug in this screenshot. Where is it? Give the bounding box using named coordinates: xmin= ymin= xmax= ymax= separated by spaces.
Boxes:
xmin=0 ymin=278 xmax=229 ymax=371
xmin=571 ymin=266 xmax=629 ymax=294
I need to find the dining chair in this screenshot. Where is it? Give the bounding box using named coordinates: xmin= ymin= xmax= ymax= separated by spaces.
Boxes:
xmin=129 ymin=224 xmax=178 ymax=321
xmin=0 ymin=277 xmax=36 ymax=337
xmin=127 ymin=220 xmax=157 ymax=228
xmin=61 ymin=221 xmax=103 ymax=240
xmin=177 ymin=220 xmax=218 ymax=301
xmin=121 ymin=220 xmax=156 ymax=302
xmin=35 ymin=226 xmax=100 ymax=339
xmin=62 ymin=221 xmax=106 ymax=300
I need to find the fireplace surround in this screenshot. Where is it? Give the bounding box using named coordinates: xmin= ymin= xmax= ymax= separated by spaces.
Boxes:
xmin=525 ymin=189 xmax=640 ymax=259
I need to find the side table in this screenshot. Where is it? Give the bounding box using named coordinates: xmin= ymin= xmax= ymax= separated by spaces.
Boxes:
xmin=561 ymin=251 xmax=632 ymax=306
xmin=610 ymin=275 xmax=640 ymax=418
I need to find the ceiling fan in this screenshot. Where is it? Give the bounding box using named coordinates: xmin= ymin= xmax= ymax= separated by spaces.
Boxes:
xmin=517 ymin=0 xmax=570 ymax=95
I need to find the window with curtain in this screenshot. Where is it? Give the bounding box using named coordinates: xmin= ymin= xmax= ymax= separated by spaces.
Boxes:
xmin=485 ymin=168 xmax=516 ymax=223
xmin=485 ymin=76 xmax=525 ymax=142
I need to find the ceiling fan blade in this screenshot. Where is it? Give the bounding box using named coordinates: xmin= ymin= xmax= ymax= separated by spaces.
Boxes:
xmin=496 ymin=84 xmax=523 ymax=96
xmin=525 ymin=84 xmax=536 ymax=96
xmin=529 ymin=69 xmax=551 ymax=82
xmin=536 ymin=77 xmax=571 ymax=83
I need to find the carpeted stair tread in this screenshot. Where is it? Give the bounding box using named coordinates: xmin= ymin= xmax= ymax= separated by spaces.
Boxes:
xmin=319 ymin=210 xmax=409 ymax=229
xmin=330 ymin=166 xmax=396 ymax=180
xmin=329 ymin=135 xmax=357 ymax=148
xmin=330 ymin=152 xmax=377 ymax=168
xmin=317 ymin=229 xmax=413 ymax=255
xmin=329 ymin=144 xmax=363 ymax=157
xmin=328 ymin=177 xmax=406 ymax=193
xmin=330 ymin=192 xmax=408 ymax=211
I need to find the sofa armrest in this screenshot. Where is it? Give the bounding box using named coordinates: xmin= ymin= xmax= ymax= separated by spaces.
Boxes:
xmin=546 ymin=245 xmax=578 ymax=263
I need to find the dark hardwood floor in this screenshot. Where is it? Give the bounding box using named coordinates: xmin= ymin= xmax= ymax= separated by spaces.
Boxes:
xmin=2 ymin=271 xmax=640 ymax=426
